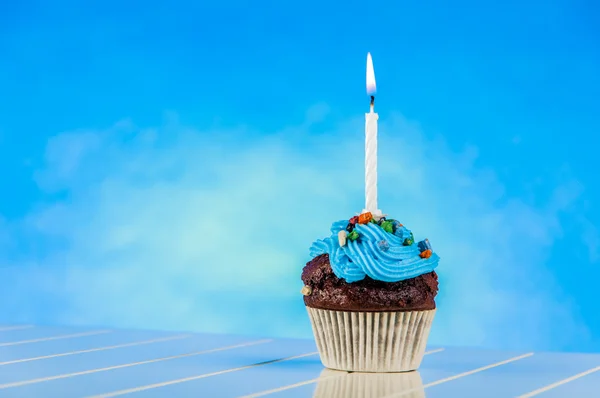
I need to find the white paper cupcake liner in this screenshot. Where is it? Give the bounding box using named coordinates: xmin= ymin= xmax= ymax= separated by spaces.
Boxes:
xmin=306 ymin=307 xmax=436 ymax=372
xmin=313 ymin=368 xmax=425 ymax=398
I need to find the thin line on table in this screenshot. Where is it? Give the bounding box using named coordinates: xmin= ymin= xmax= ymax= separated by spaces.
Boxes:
xmin=384 ymin=352 xmax=535 ymax=398
xmin=86 ymin=351 xmax=319 ymax=398
xmin=517 ymin=365 xmax=600 ymax=397
xmin=0 ymin=325 xmax=35 ymax=332
xmin=238 ymin=347 xmax=446 ymax=398
xmin=0 ymin=330 xmax=112 ymax=347
xmin=0 ymin=334 xmax=193 ymax=366
xmin=0 ymin=339 xmax=272 ymax=390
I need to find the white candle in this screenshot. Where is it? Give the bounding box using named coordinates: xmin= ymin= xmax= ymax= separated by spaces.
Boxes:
xmin=364 ymin=52 xmax=381 ymax=217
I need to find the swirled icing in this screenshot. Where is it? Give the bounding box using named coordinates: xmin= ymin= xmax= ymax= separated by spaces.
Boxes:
xmin=309 ymin=219 xmax=440 ymax=283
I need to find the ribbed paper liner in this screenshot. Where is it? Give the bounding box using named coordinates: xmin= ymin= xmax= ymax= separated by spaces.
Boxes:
xmin=307 ymin=308 xmax=436 ymax=372
xmin=313 ymin=368 xmax=425 ymax=398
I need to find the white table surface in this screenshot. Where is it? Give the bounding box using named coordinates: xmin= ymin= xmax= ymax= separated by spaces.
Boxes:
xmin=0 ymin=324 xmax=598 ymax=397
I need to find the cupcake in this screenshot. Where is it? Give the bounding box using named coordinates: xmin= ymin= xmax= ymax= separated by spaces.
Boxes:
xmin=301 ymin=212 xmax=440 ymax=372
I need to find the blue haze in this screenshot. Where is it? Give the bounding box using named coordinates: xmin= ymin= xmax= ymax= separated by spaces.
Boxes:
xmin=0 ymin=1 xmax=599 ymax=352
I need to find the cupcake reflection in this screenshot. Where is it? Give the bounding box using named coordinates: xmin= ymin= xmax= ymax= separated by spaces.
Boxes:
xmin=313 ymin=368 xmax=426 ymax=398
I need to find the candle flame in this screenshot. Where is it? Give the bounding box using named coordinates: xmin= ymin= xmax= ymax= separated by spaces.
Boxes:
xmin=366 ymin=52 xmax=376 ymax=95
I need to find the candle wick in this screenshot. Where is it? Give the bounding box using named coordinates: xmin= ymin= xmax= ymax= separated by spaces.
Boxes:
xmin=370 ymin=95 xmax=375 ymax=112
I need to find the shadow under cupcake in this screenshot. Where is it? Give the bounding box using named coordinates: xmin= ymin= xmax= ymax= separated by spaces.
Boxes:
xmin=312 ymin=368 xmax=426 ymax=398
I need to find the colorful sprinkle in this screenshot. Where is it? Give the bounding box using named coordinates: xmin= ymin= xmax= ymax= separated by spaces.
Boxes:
xmin=403 ymin=236 xmax=414 ymax=246
xmin=419 ymin=249 xmax=433 ymax=259
xmin=378 ymin=240 xmax=390 ymax=251
xmin=417 ymin=239 xmax=432 ymax=252
xmin=380 ymin=220 xmax=394 ymax=234
xmin=348 ymin=230 xmax=360 ymax=241
xmin=358 ymin=212 xmax=373 ymax=224
xmin=349 ymin=216 xmax=359 ymax=225
xmin=390 ymin=220 xmax=403 ymax=233
xmin=338 ymin=230 xmax=347 ymax=247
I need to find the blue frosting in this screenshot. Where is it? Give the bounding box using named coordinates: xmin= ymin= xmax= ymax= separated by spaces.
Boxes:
xmin=309 ymin=219 xmax=440 ymax=283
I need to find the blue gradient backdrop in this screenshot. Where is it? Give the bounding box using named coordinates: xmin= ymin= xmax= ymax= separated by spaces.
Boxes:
xmin=1 ymin=1 xmax=599 ymax=352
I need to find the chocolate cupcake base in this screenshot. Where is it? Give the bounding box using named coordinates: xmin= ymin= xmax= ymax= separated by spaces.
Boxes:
xmin=302 ymin=254 xmax=439 ymax=312
xmin=302 ymin=254 xmax=439 ymax=372
xmin=307 ymin=307 xmax=436 ymax=372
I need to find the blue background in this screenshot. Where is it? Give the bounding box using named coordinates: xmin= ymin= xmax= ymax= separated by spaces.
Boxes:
xmin=1 ymin=0 xmax=599 ymax=352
